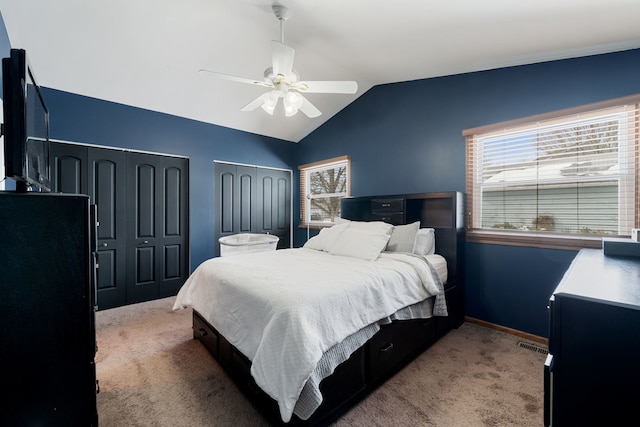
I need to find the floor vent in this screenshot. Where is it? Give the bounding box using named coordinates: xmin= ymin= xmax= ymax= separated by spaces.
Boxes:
xmin=517 ymin=341 xmax=549 ymax=355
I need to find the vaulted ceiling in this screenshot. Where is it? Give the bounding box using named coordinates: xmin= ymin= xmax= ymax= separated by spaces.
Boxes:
xmin=1 ymin=1 xmax=639 ymax=142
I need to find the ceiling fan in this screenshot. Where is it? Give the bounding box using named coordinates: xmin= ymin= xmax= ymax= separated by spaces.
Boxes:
xmin=199 ymin=4 xmax=358 ymax=118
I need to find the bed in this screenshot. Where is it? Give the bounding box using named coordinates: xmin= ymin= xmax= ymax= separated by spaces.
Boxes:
xmin=173 ymin=192 xmax=464 ymax=426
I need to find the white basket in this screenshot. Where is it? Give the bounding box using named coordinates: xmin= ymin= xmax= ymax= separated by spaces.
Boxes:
xmin=219 ymin=233 xmax=279 ymax=257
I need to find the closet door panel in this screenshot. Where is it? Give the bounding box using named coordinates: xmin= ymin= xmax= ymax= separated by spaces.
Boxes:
xmin=158 ymin=157 xmax=189 ymax=297
xmin=261 ymin=176 xmax=274 ymax=230
xmin=276 ymin=174 xmax=291 ymax=247
xmin=257 ymin=168 xmax=291 ymax=249
xmin=136 ymin=164 xmax=156 ymax=238
xmin=164 ymin=245 xmax=181 ymax=279
xmin=89 ymin=148 xmax=127 ymax=310
xmin=50 ymin=143 xmax=88 ymax=194
xmin=165 ymin=167 xmax=181 ymax=236
xmin=219 ymin=171 xmax=234 ymax=234
xmin=239 ymin=171 xmax=254 ymax=233
xmin=127 ymin=152 xmax=189 ymax=302
xmin=94 ymin=159 xmax=119 ymax=239
xmin=127 ymin=153 xmax=161 ymax=303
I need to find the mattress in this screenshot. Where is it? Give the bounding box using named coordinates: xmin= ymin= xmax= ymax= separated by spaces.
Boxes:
xmin=174 ymin=248 xmax=447 ymax=421
xmin=424 ymin=254 xmax=447 ymax=284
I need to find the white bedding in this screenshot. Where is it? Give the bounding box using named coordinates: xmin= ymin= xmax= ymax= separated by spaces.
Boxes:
xmin=173 ymin=248 xmax=445 ymax=422
xmin=424 ymin=253 xmax=447 ymax=284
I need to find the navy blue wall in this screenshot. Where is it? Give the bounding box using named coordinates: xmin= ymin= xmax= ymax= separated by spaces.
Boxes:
xmin=296 ymin=48 xmax=640 ymax=337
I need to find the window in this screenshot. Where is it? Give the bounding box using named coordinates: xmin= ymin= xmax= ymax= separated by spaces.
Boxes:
xmin=465 ymin=94 xmax=640 ymax=249
xmin=299 ymin=155 xmax=350 ymax=227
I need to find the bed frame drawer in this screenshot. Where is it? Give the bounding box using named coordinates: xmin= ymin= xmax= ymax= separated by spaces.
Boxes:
xmin=371 ymin=198 xmax=404 ymax=212
xmin=193 ymin=312 xmax=219 ymax=357
xmin=371 ymin=211 xmax=405 ymax=224
xmin=368 ymin=319 xmax=436 ymax=382
xmin=371 ymin=198 xmax=405 ymax=225
xmin=316 ymin=346 xmax=366 ymax=418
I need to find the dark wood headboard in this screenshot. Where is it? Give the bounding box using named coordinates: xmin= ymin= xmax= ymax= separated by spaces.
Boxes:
xmin=340 ymin=191 xmax=465 ymax=289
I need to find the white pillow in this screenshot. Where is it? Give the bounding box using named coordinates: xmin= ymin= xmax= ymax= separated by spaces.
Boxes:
xmin=386 ymin=221 xmax=420 ymax=252
xmin=413 ymin=228 xmax=436 ymax=255
xmin=303 ymin=222 xmax=350 ymax=252
xmin=329 ymin=227 xmax=392 ymax=261
xmin=347 ymin=220 xmax=394 ymax=235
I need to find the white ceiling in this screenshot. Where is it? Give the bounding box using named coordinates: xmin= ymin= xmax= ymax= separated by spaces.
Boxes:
xmin=1 ymin=1 xmax=640 ymax=143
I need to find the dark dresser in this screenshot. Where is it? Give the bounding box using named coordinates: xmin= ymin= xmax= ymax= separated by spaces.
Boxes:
xmin=0 ymin=192 xmax=99 ymax=426
xmin=545 ymin=248 xmax=640 ymax=426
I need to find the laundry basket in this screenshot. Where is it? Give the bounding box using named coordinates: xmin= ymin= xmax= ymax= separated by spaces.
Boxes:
xmin=218 ymin=233 xmax=279 ymax=257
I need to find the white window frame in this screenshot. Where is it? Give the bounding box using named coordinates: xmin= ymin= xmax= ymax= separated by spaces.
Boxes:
xmin=299 ymin=155 xmax=350 ymax=228
xmin=464 ymin=94 xmax=640 ymax=250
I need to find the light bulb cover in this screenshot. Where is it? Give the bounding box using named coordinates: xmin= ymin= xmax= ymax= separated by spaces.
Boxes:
xmin=283 ymin=91 xmax=304 ymax=117
xmin=261 ymin=91 xmax=279 ymax=115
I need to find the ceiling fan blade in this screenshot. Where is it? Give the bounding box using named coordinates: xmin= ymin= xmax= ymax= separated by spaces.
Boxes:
xmin=295 ymin=80 xmax=358 ymax=94
xmin=199 ymin=69 xmax=272 ymax=88
xmin=298 ymin=95 xmax=321 ymax=118
xmin=272 ymin=41 xmax=295 ymax=78
xmin=240 ymin=92 xmax=272 ymax=112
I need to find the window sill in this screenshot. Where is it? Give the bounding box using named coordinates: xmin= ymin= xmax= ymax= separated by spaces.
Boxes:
xmin=466 ymin=230 xmax=604 ymax=251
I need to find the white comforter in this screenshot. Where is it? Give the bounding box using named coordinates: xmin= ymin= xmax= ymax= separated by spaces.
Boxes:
xmin=173 ymin=248 xmax=443 ymax=422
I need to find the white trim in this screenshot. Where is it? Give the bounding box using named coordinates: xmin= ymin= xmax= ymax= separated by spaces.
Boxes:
xmin=48 ymin=137 xmax=189 ymax=159
xmin=213 ymin=159 xmax=291 ymax=173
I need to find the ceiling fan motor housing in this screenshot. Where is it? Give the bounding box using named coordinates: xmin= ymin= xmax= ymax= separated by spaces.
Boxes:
xmin=272 ymin=4 xmax=292 ymax=22
xmin=263 ymin=66 xmax=300 ymax=85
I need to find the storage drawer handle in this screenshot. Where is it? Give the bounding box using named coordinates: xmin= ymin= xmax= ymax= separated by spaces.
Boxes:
xmin=380 ymin=343 xmax=394 ymax=352
xmin=198 ymin=328 xmax=208 ymax=337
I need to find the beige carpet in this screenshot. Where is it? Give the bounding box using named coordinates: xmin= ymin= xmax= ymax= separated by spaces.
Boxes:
xmin=95 ymin=297 xmax=547 ymax=427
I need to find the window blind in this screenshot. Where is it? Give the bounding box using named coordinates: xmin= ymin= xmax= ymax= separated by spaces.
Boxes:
xmin=465 ymin=94 xmax=640 ymax=248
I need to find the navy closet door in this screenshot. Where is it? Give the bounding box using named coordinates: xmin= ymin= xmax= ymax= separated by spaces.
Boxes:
xmin=126 ymin=152 xmax=189 ymax=302
xmin=214 ymin=163 xmax=257 ymax=257
xmin=257 ymin=168 xmax=291 ymax=249
xmin=89 ymin=148 xmax=127 ymax=309
xmin=50 ymin=143 xmax=127 ymax=309
xmin=214 ymin=162 xmax=291 ymax=256
xmin=50 ymin=142 xmax=189 ymax=309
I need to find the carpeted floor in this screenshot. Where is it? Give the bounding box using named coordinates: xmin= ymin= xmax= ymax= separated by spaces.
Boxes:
xmin=95 ymin=297 xmax=547 ymax=426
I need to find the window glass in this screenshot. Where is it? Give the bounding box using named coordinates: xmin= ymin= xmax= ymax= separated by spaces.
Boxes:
xmin=465 ymin=96 xmax=639 ymax=248
xmin=299 ymin=156 xmax=350 ymax=226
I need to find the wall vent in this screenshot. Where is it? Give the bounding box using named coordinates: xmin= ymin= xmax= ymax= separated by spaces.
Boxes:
xmin=517 ymin=341 xmax=549 ymax=355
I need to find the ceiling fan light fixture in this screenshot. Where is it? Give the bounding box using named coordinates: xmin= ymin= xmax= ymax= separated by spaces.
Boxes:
xmin=261 ymin=91 xmax=279 ymax=115
xmin=284 ymin=91 xmax=304 ymax=116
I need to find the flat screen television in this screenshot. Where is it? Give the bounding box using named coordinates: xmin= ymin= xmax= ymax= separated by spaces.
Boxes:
xmin=2 ymin=48 xmax=51 ymax=192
